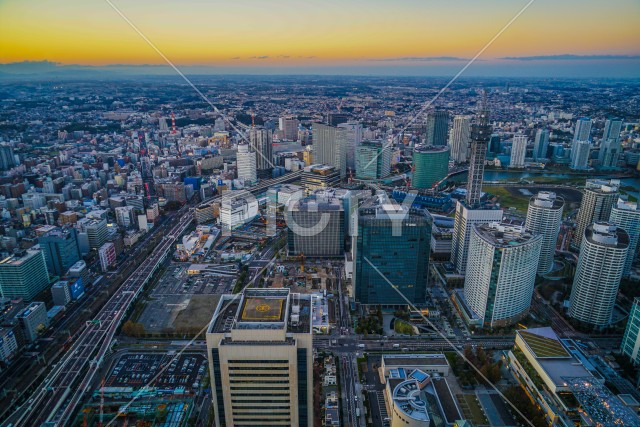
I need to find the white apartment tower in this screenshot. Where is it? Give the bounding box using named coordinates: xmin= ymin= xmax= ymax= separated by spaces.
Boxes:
xmin=464 ymin=223 xmax=542 ymax=327
xmin=572 ymin=179 xmax=619 ymax=249
xmin=451 ymin=203 xmax=503 ymax=274
xmin=609 ymin=198 xmax=640 ymax=277
xmin=569 ymin=222 xmax=629 ymax=328
xmin=526 ymin=192 xmax=564 ymax=275
xmin=571 ymin=117 xmax=592 ymax=162
xmin=509 ymin=134 xmax=527 ymax=168
xmin=236 ymin=143 xmax=257 ymax=185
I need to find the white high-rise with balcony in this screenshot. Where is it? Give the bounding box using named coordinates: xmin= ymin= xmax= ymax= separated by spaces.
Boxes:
xmin=464 ymin=223 xmax=542 ymax=327
xmin=609 ymin=199 xmax=640 ymax=277
xmin=236 ymin=143 xmax=257 ymax=185
xmin=509 ymin=134 xmax=527 ymax=168
xmin=569 ymin=222 xmax=629 ymax=327
xmin=526 ymin=192 xmax=564 ymax=275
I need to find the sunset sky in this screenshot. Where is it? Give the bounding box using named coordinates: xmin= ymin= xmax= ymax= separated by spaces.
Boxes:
xmin=1 ymin=0 xmax=639 ymax=76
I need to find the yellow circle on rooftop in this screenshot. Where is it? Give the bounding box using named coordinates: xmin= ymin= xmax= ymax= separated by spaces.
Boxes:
xmin=256 ymin=303 xmax=271 ymax=312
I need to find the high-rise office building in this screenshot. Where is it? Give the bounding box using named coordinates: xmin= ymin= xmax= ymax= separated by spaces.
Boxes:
xmin=0 ymin=249 xmax=49 ymax=301
xmin=602 ymin=118 xmax=623 ymax=142
xmin=248 ymin=127 xmax=273 ymax=178
xmin=279 ymin=115 xmax=300 ymax=141
xmin=425 ymin=110 xmax=449 ymax=146
xmin=609 ymin=199 xmax=640 ymax=277
xmin=598 ymin=138 xmax=622 ymax=169
xmin=573 ymin=117 xmax=593 ymax=141
xmin=17 ymin=302 xmax=49 ymax=342
xmin=463 ymin=223 xmax=542 ymax=327
xmin=0 ymin=145 xmax=16 ymax=171
xmin=98 ymin=242 xmax=117 ymax=272
xmin=337 ymin=122 xmax=363 ymax=171
xmin=206 ymin=288 xmax=313 ymax=427
xmin=354 ymin=193 xmax=432 ymax=306
xmin=77 ymin=218 xmax=108 ymax=250
xmin=449 ymin=115 xmax=470 ymax=163
xmin=571 ymin=118 xmax=592 ymax=162
xmin=598 ymin=117 xmax=623 ymax=170
xmin=115 ymin=206 xmax=135 ymax=228
xmin=327 ymin=112 xmax=349 ymax=126
xmin=572 ymin=179 xmax=619 ymax=249
xmin=300 ymin=164 xmax=340 ymax=194
xmin=488 ymin=134 xmax=501 ymax=157
xmin=621 ymin=297 xmax=640 ymax=365
xmin=38 ymin=227 xmax=81 ymax=277
xmin=569 ymin=222 xmax=628 ymax=328
xmin=570 ymin=140 xmax=591 ymax=170
xmin=412 ymin=145 xmax=449 ymax=189
xmin=533 ymin=129 xmax=549 ymax=161
xmin=355 ymin=140 xmax=391 ymax=180
xmin=286 ymin=195 xmax=344 ymax=257
xmin=236 ymin=143 xmax=257 ymax=185
xmin=219 ymin=191 xmax=259 ymax=234
xmin=509 ymin=134 xmax=527 ymax=168
xmin=525 ymin=192 xmax=564 ymax=275
xmin=312 ymin=123 xmax=346 ymax=177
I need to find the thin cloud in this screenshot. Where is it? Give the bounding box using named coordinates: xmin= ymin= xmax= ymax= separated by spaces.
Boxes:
xmin=230 ymin=56 xmax=241 ymax=60
xmin=370 ymin=56 xmax=470 ymax=62
xmin=249 ymin=55 xmax=270 ymax=60
xmin=500 ymin=54 xmax=640 ymax=61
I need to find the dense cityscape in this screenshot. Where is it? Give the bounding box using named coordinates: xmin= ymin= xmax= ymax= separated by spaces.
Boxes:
xmin=0 ymin=74 xmax=637 ymax=427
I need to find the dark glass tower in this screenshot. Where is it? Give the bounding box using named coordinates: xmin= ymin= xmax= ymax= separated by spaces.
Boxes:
xmin=354 ymin=193 xmax=432 ymax=306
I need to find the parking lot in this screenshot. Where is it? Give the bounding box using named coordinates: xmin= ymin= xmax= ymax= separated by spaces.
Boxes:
xmin=152 ymin=263 xmax=235 ymax=296
xmin=105 ymin=353 xmax=208 ymax=391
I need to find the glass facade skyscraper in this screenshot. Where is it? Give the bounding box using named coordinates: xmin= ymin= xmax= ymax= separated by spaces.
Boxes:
xmin=38 ymin=227 xmax=81 ymax=277
xmin=354 ymin=193 xmax=432 ymax=306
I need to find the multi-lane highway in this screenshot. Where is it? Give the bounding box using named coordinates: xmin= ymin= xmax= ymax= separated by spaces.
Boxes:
xmin=5 ymin=206 xmax=193 ymax=427
xmin=2 ymin=171 xmax=304 ymax=426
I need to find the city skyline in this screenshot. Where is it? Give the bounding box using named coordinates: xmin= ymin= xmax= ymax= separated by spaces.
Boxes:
xmin=1 ymin=0 xmax=640 ymax=77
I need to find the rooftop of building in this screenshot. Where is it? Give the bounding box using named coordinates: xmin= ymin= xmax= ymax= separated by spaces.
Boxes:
xmin=209 ymin=288 xmax=312 ymax=335
xmin=584 ymin=178 xmax=620 ymax=193
xmin=413 ymin=144 xmax=450 ymax=154
xmin=474 ymin=222 xmax=540 ymax=248
xmin=530 ymin=191 xmax=564 ymax=209
xmin=303 ymin=164 xmax=338 ymax=174
xmin=518 ymin=329 xmax=570 ymax=358
xmin=392 ymin=379 xmax=430 ymax=422
xmin=290 ymin=195 xmax=344 ymax=212
xmin=516 ymin=328 xmax=592 ymax=387
xmin=0 ymin=249 xmax=42 ymax=267
xmin=17 ymin=301 xmax=45 ymax=318
xmin=358 ymin=192 xmax=432 ymax=222
xmin=585 ymin=222 xmax=629 ymax=248
xmin=614 ymin=198 xmax=639 ymax=212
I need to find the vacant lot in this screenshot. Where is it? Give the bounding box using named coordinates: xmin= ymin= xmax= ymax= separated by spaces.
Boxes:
xmin=173 ymin=294 xmax=221 ymax=332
